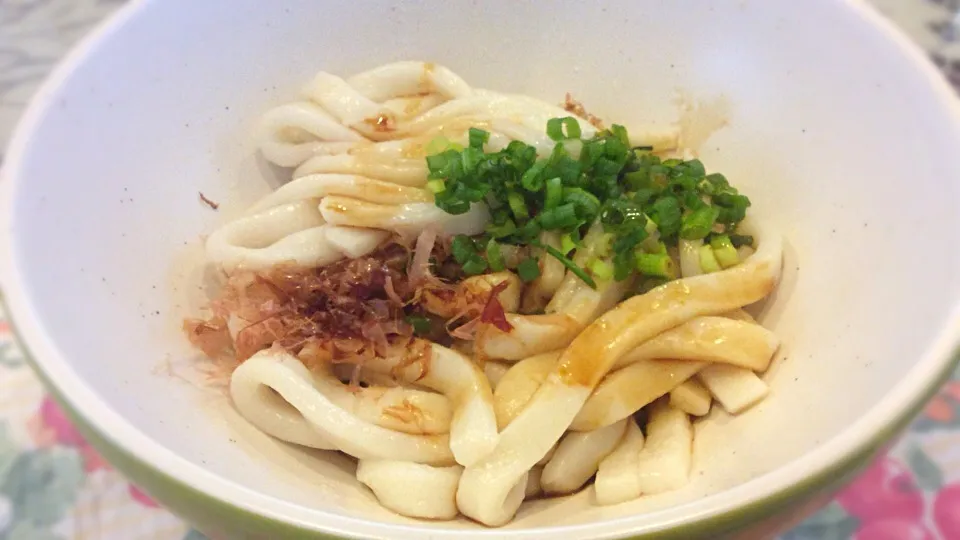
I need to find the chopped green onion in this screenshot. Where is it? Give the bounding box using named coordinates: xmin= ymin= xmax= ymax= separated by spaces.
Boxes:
xmin=683 ymin=159 xmax=706 ymax=177
xmin=613 ymin=250 xmax=634 ymax=281
xmin=517 ymin=257 xmax=541 ymax=282
xmin=460 ymin=146 xmax=484 ymax=173
xmin=680 ymin=207 xmax=720 ymax=240
xmin=713 ymin=192 xmax=751 ymax=226
xmin=635 ymin=253 xmax=677 ymax=279
xmin=538 ymin=203 xmax=580 ymax=230
xmin=425 ymin=136 xmax=451 ymax=156
xmin=426 ymin=149 xmax=459 ymax=178
xmin=729 ymin=234 xmax=755 ymax=248
xmin=698 ymin=245 xmax=722 ymax=273
xmin=516 ymin=219 xmax=542 ymax=241
xmin=649 ymin=197 xmax=682 ymax=238
xmin=507 ymin=191 xmax=529 ymax=221
xmin=422 ymin=118 xmax=754 ymax=288
xmin=486 ymin=218 xmax=517 ymax=238
xmin=564 ymin=188 xmax=601 ymax=218
xmin=469 ymin=127 xmax=490 ymax=149
xmin=521 ymin=161 xmax=548 ymax=192
xmin=451 ymin=235 xmax=478 ymax=264
xmin=610 ymin=124 xmax=629 ymax=146
xmin=486 ymin=239 xmax=506 ymax=272
xmin=405 ymin=315 xmax=433 ymax=336
xmin=644 ymin=215 xmax=658 ymax=236
xmin=546 ymin=116 xmax=583 ymax=141
xmin=705 ymin=173 xmax=729 ymax=189
xmin=540 ymin=243 xmax=597 ymax=289
xmin=462 ymin=256 xmax=488 ymax=276
xmin=545 ymin=177 xmax=563 ymax=210
xmin=588 ymin=258 xmax=614 ymax=281
xmin=434 ymin=191 xmax=471 ymax=215
xmin=426 ymin=179 xmax=446 ymax=194
xmin=710 ymin=235 xmax=740 ymax=268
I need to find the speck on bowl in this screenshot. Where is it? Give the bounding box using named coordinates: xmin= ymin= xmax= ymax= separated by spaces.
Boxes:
xmin=1 ymin=0 xmax=959 ymax=538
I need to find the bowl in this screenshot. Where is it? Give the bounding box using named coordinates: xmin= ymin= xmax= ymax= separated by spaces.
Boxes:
xmin=2 ymin=0 xmax=960 ymax=538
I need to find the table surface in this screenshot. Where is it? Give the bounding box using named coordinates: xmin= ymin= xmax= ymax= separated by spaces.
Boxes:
xmin=2 ymin=1 xmax=960 ymax=539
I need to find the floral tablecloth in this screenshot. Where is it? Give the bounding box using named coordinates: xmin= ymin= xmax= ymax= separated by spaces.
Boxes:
xmin=2 ymin=1 xmax=960 ymax=539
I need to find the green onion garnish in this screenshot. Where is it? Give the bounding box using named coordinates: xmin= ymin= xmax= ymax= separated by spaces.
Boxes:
xmin=486 ymin=239 xmax=506 ymax=272
xmin=462 ymin=257 xmax=488 ymax=276
xmin=451 ymin=235 xmax=477 ymax=264
xmin=538 ymin=203 xmax=580 ymax=230
xmin=521 ymin=161 xmax=548 ymax=192
xmin=508 ymin=191 xmax=529 ymax=221
xmin=544 ymin=176 xmax=563 ymax=210
xmin=710 ymin=235 xmax=740 ymax=268
xmin=423 ymin=116 xmax=753 ymax=292
xmin=517 ymin=257 xmax=541 ymax=282
xmin=698 ymin=244 xmax=722 ymax=273
xmin=588 ymin=259 xmax=614 ymax=282
xmin=405 ymin=315 xmax=433 ymax=336
xmin=560 ymin=233 xmax=577 ymax=255
xmin=426 ymin=179 xmax=446 ymax=194
xmin=680 ymin=207 xmax=720 ymax=240
xmin=539 ymin=243 xmax=597 ymax=289
xmin=469 ymin=127 xmax=490 ymax=149
xmin=425 ymin=136 xmax=451 ymax=156
xmin=546 ymin=116 xmax=582 ymax=141
xmin=487 ymin=218 xmax=517 ymax=239
xmin=635 ymin=253 xmax=677 ymax=279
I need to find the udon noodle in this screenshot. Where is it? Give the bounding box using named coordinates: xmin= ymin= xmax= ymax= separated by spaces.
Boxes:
xmin=185 ymin=61 xmax=782 ymax=526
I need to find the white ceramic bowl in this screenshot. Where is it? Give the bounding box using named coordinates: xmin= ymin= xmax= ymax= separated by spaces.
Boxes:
xmin=2 ymin=1 xmax=960 ymax=538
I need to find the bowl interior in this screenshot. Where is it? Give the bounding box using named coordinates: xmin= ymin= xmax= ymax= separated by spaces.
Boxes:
xmin=3 ymin=0 xmax=960 ymax=537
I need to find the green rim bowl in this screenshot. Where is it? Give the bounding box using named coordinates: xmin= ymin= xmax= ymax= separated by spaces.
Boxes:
xmin=2 ymin=0 xmax=960 ymax=538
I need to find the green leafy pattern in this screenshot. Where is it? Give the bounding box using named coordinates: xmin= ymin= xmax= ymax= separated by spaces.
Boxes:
xmin=781 ymin=502 xmax=859 ymax=540
xmin=0 ymin=448 xmax=83 ymax=527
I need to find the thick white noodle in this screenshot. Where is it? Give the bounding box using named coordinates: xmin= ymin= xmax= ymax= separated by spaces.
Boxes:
xmin=478 ymin=276 xmax=630 ymax=361
xmin=361 ymin=344 xmax=499 ymax=467
xmin=258 ymin=102 xmax=364 ymax=167
xmin=493 ymin=314 xmax=778 ymax=432
xmin=356 ymin=460 xmax=463 ymax=520
xmin=483 ymin=361 xmax=511 ymax=391
xmin=421 ymin=272 xmax=522 ymax=319
xmin=230 ymin=357 xmax=336 ymax=450
xmin=457 ymin=219 xmax=781 ymax=525
xmin=216 ymin=62 xmax=781 ymax=525
xmin=246 ymin=174 xmax=432 ymax=215
xmin=493 ymin=352 xmax=561 ymax=430
xmin=231 ymin=351 xmax=455 ymax=465
xmin=318 ymin=196 xmax=489 ymax=237
xmin=679 ymin=239 xmax=704 ymax=278
xmin=310 ymin=362 xmax=453 ymax=435
xmin=221 ymin=62 xmax=680 ymax=272
xmin=611 ymin=316 xmax=780 ymax=371
xmin=292 ymin=155 xmax=429 ymax=186
xmin=205 ymin=200 xmax=388 ymax=272
xmin=525 ymin=466 xmax=544 ymax=499
xmin=595 ymin=420 xmax=646 ymax=506
xmin=521 ymin=232 xmax=566 ymax=313
xmin=540 ymin=419 xmax=627 ymax=495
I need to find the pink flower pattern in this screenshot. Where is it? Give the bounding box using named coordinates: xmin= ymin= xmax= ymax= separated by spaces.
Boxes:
xmin=28 ymin=396 xmax=161 ymax=509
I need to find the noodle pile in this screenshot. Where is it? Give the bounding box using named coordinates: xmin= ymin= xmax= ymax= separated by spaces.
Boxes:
xmin=186 ymin=62 xmax=782 ymax=526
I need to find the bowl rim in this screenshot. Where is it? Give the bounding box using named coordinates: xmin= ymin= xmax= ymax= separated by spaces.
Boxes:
xmin=1 ymin=0 xmax=960 ymax=538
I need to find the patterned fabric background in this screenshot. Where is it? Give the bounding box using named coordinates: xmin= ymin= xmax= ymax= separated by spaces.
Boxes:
xmin=0 ymin=1 xmax=959 ymax=539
